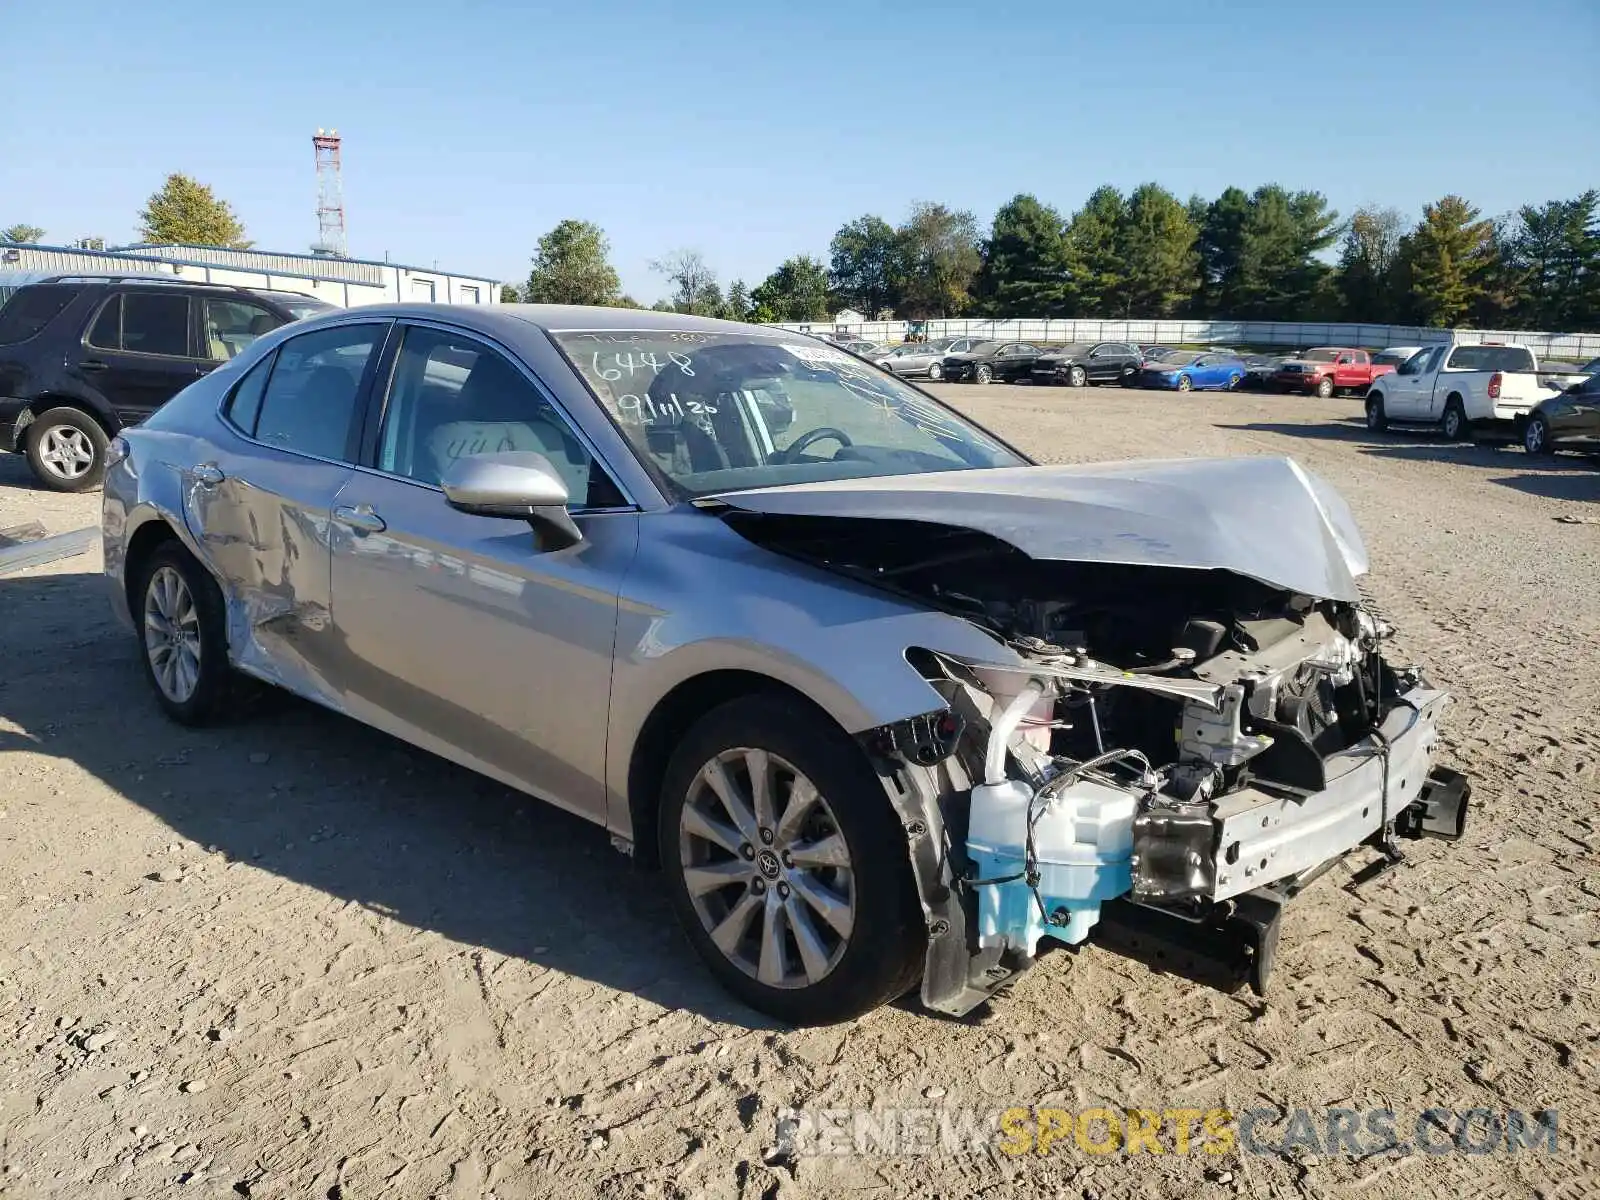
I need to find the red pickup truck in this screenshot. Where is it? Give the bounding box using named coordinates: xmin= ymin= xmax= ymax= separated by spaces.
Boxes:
xmin=1270 ymin=347 xmax=1396 ymax=397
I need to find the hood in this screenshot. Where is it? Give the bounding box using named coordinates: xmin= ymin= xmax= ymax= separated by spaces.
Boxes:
xmin=711 ymin=456 xmax=1370 ymax=601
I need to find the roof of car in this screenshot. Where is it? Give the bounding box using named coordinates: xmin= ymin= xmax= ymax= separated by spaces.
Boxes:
xmin=280 ymin=303 xmax=822 ymax=350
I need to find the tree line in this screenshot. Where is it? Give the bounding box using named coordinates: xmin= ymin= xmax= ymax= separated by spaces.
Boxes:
xmin=513 ymin=187 xmax=1600 ymax=332
xmin=12 ymin=172 xmax=1596 ymax=331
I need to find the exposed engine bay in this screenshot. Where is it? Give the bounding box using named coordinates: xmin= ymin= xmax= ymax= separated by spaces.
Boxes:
xmin=720 ymin=510 xmax=1471 ymax=1014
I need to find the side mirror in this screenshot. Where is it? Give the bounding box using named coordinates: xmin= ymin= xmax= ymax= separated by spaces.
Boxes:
xmin=440 ymin=451 xmax=582 ymax=551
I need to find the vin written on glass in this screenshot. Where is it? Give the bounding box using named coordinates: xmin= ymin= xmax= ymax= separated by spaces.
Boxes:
xmin=590 ymin=350 xmax=695 ymax=381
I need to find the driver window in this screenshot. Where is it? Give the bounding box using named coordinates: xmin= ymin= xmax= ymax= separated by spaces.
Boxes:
xmin=376 ymin=327 xmax=621 ymax=507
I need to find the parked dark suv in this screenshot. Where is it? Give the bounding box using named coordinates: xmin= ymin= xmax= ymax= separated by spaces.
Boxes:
xmin=0 ymin=276 xmax=332 ymax=491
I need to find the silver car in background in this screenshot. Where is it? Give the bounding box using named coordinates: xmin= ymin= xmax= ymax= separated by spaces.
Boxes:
xmin=103 ymin=305 xmax=1468 ymax=1023
xmin=873 ymin=337 xmax=985 ymax=380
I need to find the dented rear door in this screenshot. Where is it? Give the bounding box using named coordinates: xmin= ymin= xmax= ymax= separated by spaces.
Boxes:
xmin=183 ymin=320 xmax=391 ymax=702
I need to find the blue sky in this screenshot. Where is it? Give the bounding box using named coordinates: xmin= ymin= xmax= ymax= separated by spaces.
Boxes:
xmin=4 ymin=0 xmax=1596 ymax=299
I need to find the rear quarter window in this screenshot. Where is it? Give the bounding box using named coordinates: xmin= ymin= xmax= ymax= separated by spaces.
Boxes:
xmin=0 ymin=285 xmax=82 ymax=345
xmin=1447 ymin=345 xmax=1536 ymax=372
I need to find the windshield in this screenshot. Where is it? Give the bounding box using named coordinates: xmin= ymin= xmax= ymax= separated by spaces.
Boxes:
xmin=1302 ymin=349 xmax=1340 ymax=363
xmin=1151 ymin=349 xmax=1196 ymax=365
xmin=257 ymin=292 xmax=336 ymax=319
xmin=553 ymin=329 xmax=1024 ymax=498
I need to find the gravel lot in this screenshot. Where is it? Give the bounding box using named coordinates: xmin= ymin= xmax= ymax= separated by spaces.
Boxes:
xmin=2 ymin=385 xmax=1597 ymax=1199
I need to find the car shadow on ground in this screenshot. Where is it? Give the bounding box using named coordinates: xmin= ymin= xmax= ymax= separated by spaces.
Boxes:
xmin=1221 ymin=419 xmax=1600 ymax=487
xmin=0 ymin=454 xmax=45 ymax=491
xmin=0 ymin=570 xmax=780 ymax=1030
xmin=1488 ymin=471 xmax=1600 ymax=502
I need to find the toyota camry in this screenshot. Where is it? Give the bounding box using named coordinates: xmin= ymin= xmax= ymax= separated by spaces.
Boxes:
xmin=103 ymin=305 xmax=1469 ymax=1023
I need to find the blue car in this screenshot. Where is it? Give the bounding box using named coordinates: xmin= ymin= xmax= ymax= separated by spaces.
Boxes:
xmin=1136 ymin=350 xmax=1246 ymax=392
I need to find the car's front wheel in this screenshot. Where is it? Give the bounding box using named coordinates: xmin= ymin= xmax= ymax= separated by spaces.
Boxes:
xmin=1315 ymin=377 xmax=1335 ymax=399
xmin=659 ymin=695 xmax=924 ymax=1024
xmin=973 ymin=364 xmax=992 ymax=385
xmin=23 ymin=406 xmax=109 ymax=492
xmin=1176 ymin=374 xmax=1193 ymax=392
xmin=926 ymin=361 xmax=942 ymax=381
xmin=1067 ymin=365 xmax=1087 ymax=388
xmin=1366 ymin=394 xmax=1389 ymax=433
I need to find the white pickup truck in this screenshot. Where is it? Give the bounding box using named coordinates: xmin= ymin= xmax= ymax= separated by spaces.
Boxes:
xmin=1363 ymin=343 xmax=1589 ymax=441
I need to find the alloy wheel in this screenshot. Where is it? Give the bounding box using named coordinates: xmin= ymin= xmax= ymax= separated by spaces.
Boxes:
xmin=143 ymin=565 xmax=203 ymax=704
xmin=1525 ymin=418 xmax=1547 ymax=454
xmin=1068 ymin=366 xmax=1087 ymax=388
xmin=1177 ymin=375 xmax=1193 ymax=392
xmin=37 ymin=426 xmax=96 ymax=481
xmin=678 ymin=747 xmax=855 ymax=989
xmin=927 ymin=362 xmax=942 ymax=381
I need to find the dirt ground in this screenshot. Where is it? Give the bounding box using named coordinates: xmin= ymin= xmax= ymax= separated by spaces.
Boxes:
xmin=2 ymin=386 xmax=1597 ymax=1200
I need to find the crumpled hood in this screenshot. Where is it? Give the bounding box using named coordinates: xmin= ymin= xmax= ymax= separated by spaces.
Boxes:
xmin=712 ymin=456 xmax=1370 ymax=601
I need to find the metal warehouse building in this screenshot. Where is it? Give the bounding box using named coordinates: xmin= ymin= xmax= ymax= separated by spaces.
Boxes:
xmin=0 ymin=242 xmax=499 ymax=309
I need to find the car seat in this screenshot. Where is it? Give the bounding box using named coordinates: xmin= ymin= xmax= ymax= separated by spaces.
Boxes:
xmin=423 ymin=354 xmax=582 ymax=491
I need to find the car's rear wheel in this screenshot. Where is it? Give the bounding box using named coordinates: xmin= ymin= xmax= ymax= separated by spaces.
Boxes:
xmin=134 ymin=541 xmax=240 ymax=726
xmin=1176 ymin=374 xmax=1193 ymax=392
xmin=658 ymin=695 xmax=923 ymax=1024
xmin=1441 ymin=398 xmax=1468 ymax=442
xmin=1366 ymin=394 xmax=1389 ymax=433
xmin=926 ymin=361 xmax=942 ymax=381
xmin=1524 ymin=413 xmax=1554 ymax=456
xmin=1315 ymin=377 xmax=1335 ymax=399
xmin=23 ymin=407 xmax=109 ymax=492
xmin=1067 ymin=365 xmax=1087 ymax=388
xmin=974 ymin=364 xmax=992 ymax=385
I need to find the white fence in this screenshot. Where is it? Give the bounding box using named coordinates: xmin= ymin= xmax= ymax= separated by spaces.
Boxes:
xmin=774 ymin=317 xmax=1600 ymax=362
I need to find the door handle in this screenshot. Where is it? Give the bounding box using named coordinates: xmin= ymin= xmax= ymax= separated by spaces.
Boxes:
xmin=192 ymin=463 xmax=224 ymax=487
xmin=333 ymin=504 xmax=386 ymax=534
xmin=80 ymin=360 xmax=110 ymax=371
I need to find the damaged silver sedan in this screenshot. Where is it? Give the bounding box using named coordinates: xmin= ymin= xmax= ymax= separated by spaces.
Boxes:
xmin=102 ymin=305 xmax=1470 ymax=1023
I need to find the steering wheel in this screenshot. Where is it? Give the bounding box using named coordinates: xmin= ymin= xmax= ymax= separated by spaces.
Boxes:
xmin=773 ymin=426 xmax=853 ymax=463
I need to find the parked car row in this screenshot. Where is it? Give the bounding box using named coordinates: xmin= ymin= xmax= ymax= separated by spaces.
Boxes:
xmin=872 ymin=339 xmax=1420 ymax=396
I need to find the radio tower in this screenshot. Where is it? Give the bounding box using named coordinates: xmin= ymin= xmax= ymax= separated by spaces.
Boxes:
xmin=312 ymin=129 xmax=347 ymax=257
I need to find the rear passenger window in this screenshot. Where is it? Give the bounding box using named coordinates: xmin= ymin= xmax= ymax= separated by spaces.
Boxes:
xmin=223 ymin=353 xmax=276 ymax=436
xmin=87 ymin=297 xmax=121 ymax=349
xmin=252 ymin=324 xmax=384 ymax=461
xmin=120 ymin=293 xmax=192 ymax=357
xmin=0 ymin=285 xmax=82 ymax=345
